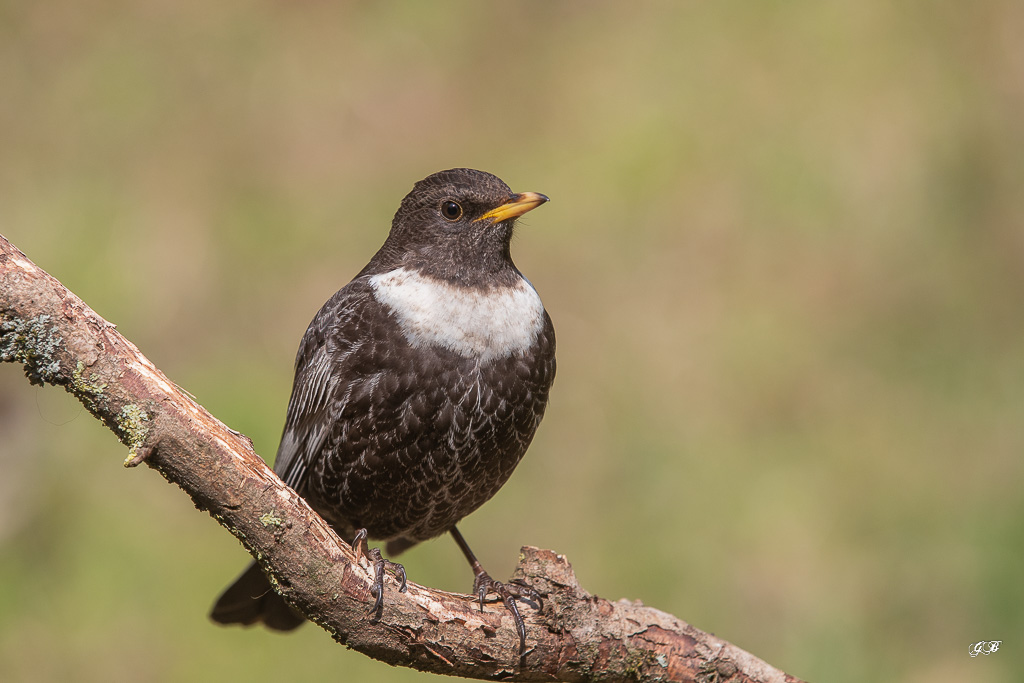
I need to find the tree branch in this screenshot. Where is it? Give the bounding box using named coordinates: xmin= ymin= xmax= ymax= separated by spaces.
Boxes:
xmin=0 ymin=234 xmax=803 ymax=683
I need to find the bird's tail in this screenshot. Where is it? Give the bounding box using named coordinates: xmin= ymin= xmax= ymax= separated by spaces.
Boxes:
xmin=209 ymin=561 xmax=305 ymax=631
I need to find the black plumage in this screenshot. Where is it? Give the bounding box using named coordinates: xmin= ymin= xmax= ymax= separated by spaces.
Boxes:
xmin=211 ymin=168 xmax=555 ymax=648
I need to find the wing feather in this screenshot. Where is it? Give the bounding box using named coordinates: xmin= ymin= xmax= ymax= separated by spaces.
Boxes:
xmin=272 ymin=282 xmax=372 ymax=491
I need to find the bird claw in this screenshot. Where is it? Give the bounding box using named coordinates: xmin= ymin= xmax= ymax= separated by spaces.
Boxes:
xmin=472 ymin=571 xmax=540 ymax=655
xmin=351 ymin=528 xmax=368 ymax=563
xmin=351 ymin=529 xmax=407 ymax=622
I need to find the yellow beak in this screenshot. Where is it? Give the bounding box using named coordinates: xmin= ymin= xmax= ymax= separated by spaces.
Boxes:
xmin=475 ymin=192 xmax=550 ymax=223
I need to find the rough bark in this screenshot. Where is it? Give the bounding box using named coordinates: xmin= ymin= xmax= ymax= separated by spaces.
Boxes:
xmin=0 ymin=234 xmax=804 ymax=683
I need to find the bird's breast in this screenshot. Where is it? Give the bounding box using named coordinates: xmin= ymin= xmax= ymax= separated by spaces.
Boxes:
xmin=368 ymin=267 xmax=545 ymax=362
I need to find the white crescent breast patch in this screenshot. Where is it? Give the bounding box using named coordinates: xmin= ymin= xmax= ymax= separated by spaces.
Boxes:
xmin=369 ymin=267 xmax=545 ymax=361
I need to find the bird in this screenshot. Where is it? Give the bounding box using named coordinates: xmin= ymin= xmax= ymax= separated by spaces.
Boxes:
xmin=210 ymin=168 xmax=556 ymax=653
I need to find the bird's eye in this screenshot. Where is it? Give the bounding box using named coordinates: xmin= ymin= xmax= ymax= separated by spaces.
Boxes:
xmin=440 ymin=200 xmax=463 ymax=222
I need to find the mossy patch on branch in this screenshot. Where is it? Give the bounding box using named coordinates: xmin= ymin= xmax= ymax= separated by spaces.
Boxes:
xmin=0 ymin=314 xmax=63 ymax=385
xmin=117 ymin=403 xmax=150 ymax=462
xmin=73 ymin=359 xmax=107 ymax=396
xmin=260 ymin=509 xmax=284 ymax=528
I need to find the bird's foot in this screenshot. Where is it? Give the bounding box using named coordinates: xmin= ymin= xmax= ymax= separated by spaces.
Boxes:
xmin=472 ymin=570 xmax=542 ymax=655
xmin=351 ymin=528 xmax=408 ymax=621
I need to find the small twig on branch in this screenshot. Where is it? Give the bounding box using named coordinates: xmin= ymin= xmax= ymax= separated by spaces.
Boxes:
xmin=0 ymin=234 xmax=804 ymax=683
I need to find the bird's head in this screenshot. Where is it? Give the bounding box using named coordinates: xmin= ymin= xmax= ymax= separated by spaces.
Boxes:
xmin=379 ymin=168 xmax=548 ymax=286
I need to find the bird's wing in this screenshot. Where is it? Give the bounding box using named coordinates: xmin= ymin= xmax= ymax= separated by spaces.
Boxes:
xmin=272 ymin=281 xmax=374 ymax=492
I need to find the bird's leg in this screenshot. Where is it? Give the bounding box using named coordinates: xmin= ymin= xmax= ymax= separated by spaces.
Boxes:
xmin=450 ymin=526 xmax=541 ymax=655
xmin=351 ymin=528 xmax=407 ymax=621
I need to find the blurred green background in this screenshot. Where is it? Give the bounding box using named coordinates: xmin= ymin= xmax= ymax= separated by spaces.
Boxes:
xmin=1 ymin=2 xmax=1022 ymax=681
